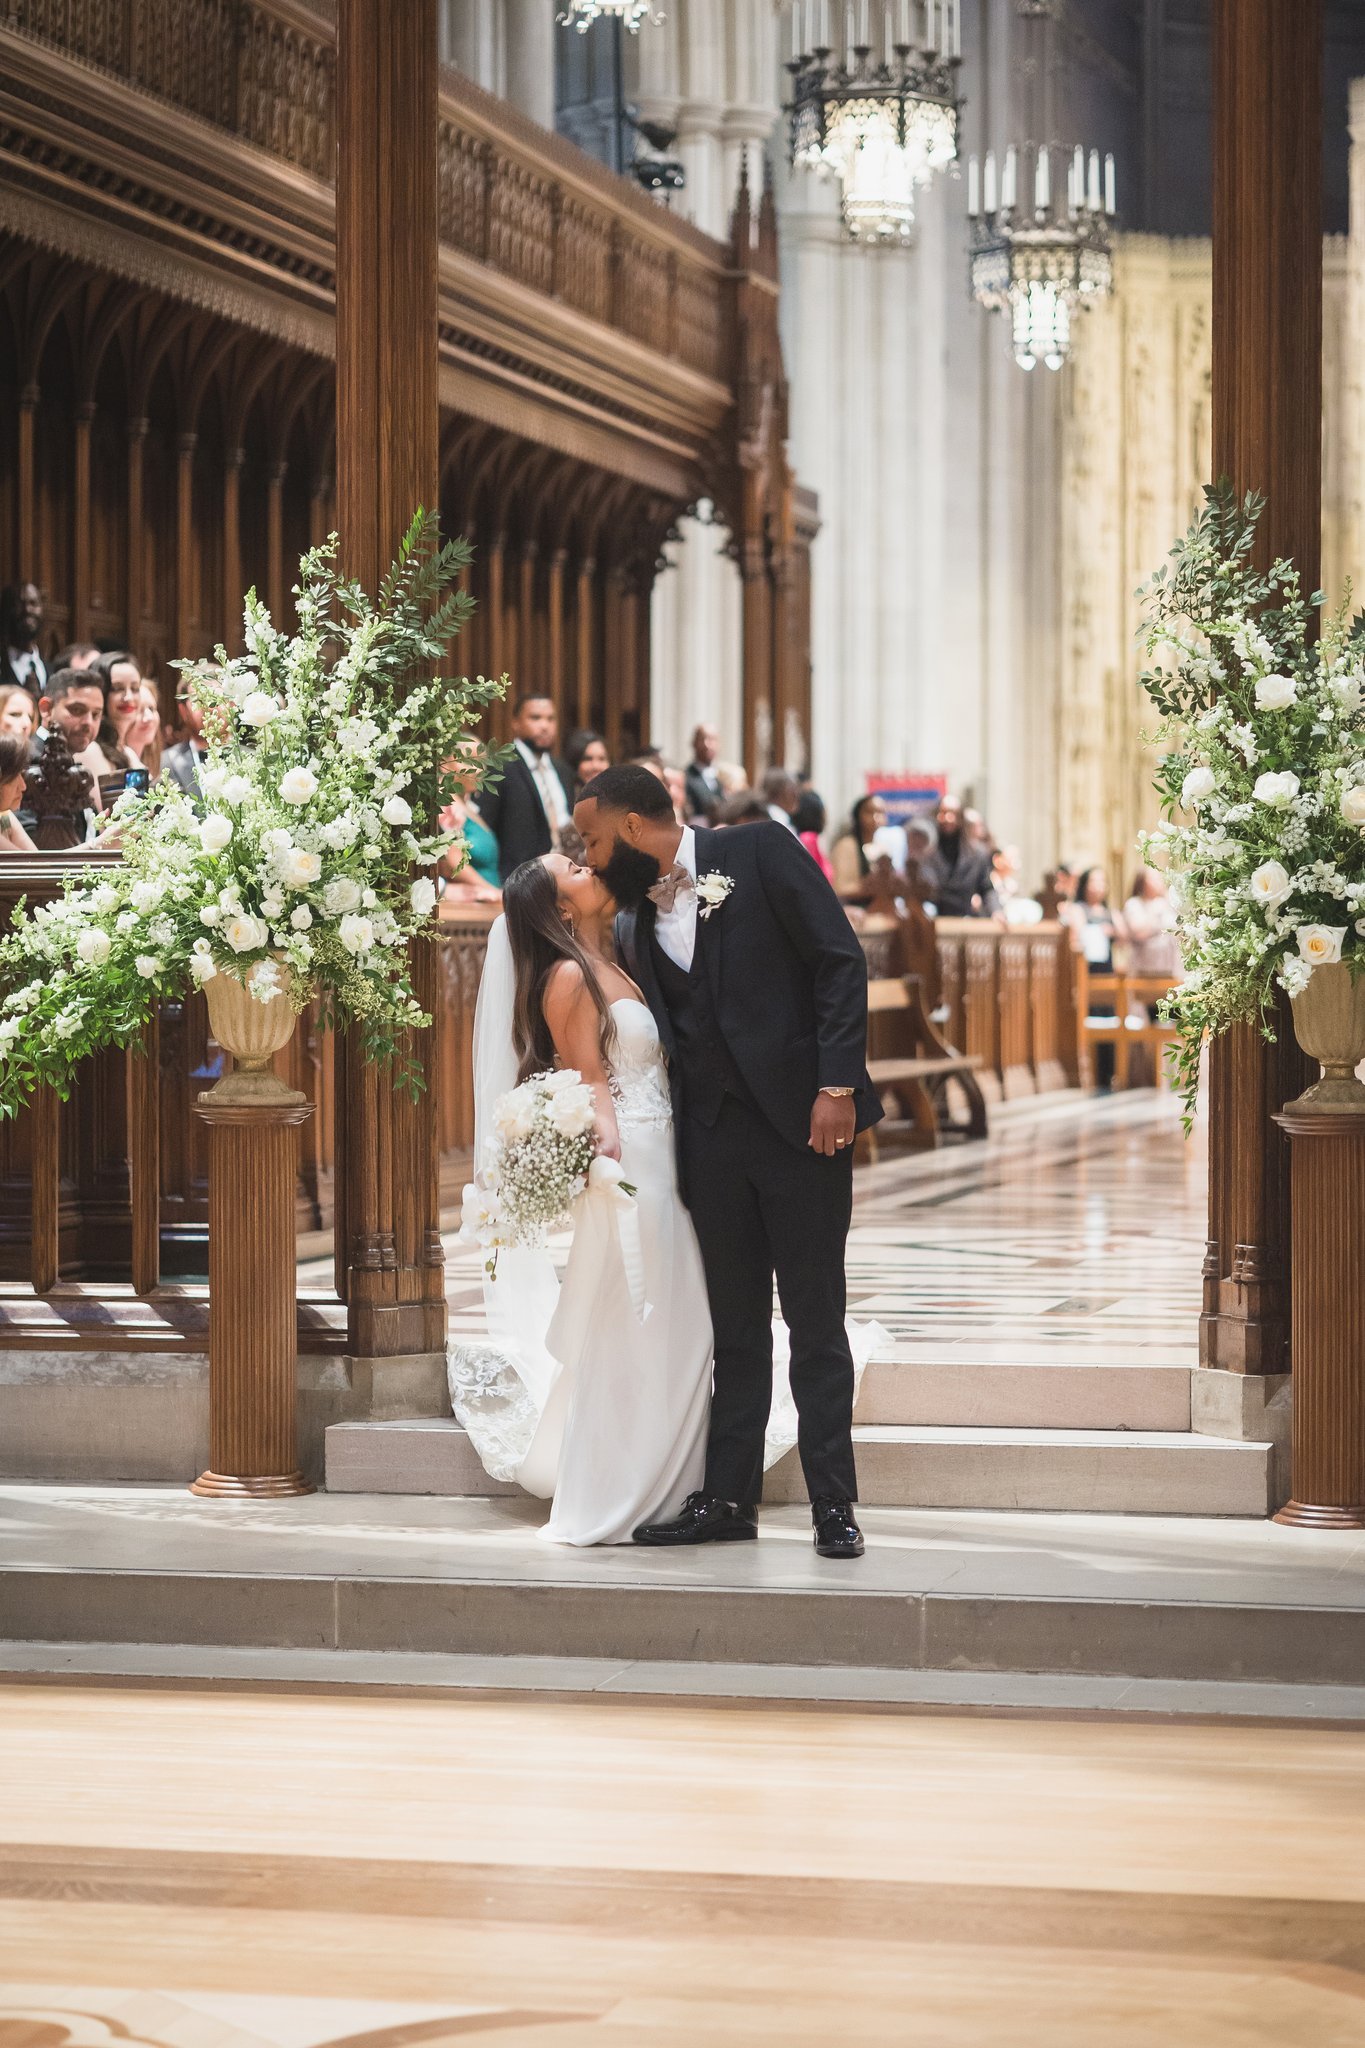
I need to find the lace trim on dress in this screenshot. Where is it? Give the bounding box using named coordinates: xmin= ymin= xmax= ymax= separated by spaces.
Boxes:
xmin=448 ymin=1341 xmax=542 ymax=1483
xmin=610 ymin=1063 xmax=673 ymax=1133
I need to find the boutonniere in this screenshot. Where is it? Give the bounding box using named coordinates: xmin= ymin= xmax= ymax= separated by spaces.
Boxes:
xmin=695 ymin=872 xmax=735 ymax=920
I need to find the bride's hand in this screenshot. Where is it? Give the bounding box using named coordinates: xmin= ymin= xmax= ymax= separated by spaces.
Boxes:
xmin=595 ymin=1116 xmax=623 ymax=1164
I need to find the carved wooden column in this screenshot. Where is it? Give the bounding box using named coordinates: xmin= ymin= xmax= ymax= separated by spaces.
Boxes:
xmin=73 ymin=400 xmax=95 ymax=640
xmin=16 ymin=383 xmax=38 ymax=578
xmin=223 ymin=447 xmax=245 ymax=655
xmin=575 ymin=555 xmax=595 ymax=729
xmin=547 ymin=546 xmax=566 ymax=711
xmin=1273 ymin=1104 xmax=1365 ymax=1526
xmin=192 ymin=1065 xmax=313 ymax=1498
xmin=309 ymin=469 xmax=331 ymax=550
xmin=175 ymin=431 xmax=197 ymax=668
xmin=739 ymin=524 xmax=772 ymax=782
xmin=518 ymin=539 xmax=538 ymax=687
xmin=1202 ymin=0 xmax=1321 ymax=1378
xmin=603 ymin=564 xmax=626 ymax=757
xmin=267 ymin=459 xmax=288 ymax=626
xmin=335 ymin=0 xmax=445 ymax=1363
xmin=126 ymin=416 xmax=147 ymax=650
xmin=486 ymin=531 xmax=507 ymax=739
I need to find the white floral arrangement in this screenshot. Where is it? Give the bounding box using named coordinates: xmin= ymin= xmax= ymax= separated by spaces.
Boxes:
xmin=1139 ymin=482 xmax=1365 ymax=1114
xmin=695 ymin=871 xmax=734 ymax=920
xmin=461 ymin=1067 xmax=634 ymax=1277
xmin=0 ymin=514 xmax=506 ymax=1112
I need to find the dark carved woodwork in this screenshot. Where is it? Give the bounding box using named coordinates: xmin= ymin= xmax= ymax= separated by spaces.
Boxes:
xmin=1203 ymin=0 xmax=1322 ymax=1375
xmin=24 ymin=731 xmax=95 ymax=849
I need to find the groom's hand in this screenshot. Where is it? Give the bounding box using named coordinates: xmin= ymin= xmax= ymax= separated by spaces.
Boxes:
xmin=809 ymin=1091 xmax=857 ymax=1156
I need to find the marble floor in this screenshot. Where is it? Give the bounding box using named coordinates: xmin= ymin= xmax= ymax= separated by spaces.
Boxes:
xmin=2 ymin=1681 xmax=1365 ymax=2046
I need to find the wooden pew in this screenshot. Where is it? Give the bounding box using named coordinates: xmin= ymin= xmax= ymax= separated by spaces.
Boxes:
xmin=859 ymin=974 xmax=988 ymax=1162
xmin=1077 ymin=962 xmax=1180 ymax=1089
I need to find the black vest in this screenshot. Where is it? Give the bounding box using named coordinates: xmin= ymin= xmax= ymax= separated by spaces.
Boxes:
xmin=650 ymin=933 xmax=753 ymax=1126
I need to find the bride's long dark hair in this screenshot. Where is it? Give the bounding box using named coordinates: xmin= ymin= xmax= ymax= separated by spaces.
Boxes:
xmin=503 ymin=858 xmax=617 ymax=1082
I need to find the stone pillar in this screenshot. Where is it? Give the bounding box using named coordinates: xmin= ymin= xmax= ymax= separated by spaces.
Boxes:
xmin=335 ymin=0 xmax=447 ymax=1375
xmin=1199 ymin=0 xmax=1321 ymax=1412
xmin=504 ymin=0 xmax=555 ymax=129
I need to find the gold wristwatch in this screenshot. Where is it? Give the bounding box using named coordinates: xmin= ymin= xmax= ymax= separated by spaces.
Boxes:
xmin=820 ymin=1086 xmax=855 ymax=1098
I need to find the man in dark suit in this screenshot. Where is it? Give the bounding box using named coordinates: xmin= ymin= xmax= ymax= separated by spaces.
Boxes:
xmin=477 ymin=693 xmax=574 ymax=882
xmin=575 ymin=762 xmax=881 ymax=1561
xmin=1 ymin=582 xmax=47 ymax=701
xmin=683 ymin=722 xmax=723 ymax=820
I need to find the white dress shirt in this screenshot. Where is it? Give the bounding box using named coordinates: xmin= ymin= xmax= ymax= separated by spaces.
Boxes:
xmin=515 ymin=737 xmax=569 ymax=836
xmin=653 ymin=825 xmax=699 ymax=973
xmin=767 ymin=803 xmax=798 ymax=834
xmin=6 ymin=646 xmax=44 ymax=695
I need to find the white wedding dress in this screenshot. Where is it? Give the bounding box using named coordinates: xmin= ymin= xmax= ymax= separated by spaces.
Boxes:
xmin=448 ymin=920 xmax=885 ymax=1547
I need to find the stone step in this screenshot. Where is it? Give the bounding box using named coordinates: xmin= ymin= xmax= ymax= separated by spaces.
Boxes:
xmin=4 ymin=1492 xmax=1358 ymax=1687
xmin=856 ymin=1356 xmax=1191 ymax=1430
xmin=325 ymin=1418 xmax=1273 ymax=1517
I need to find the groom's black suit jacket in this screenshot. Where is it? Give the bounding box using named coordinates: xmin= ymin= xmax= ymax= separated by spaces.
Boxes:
xmin=617 ymin=821 xmax=882 ymax=1159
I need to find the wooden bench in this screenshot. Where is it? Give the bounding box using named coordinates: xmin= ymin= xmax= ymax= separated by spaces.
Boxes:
xmin=859 ymin=974 xmax=989 ymax=1161
xmin=1079 ymin=966 xmax=1180 ymax=1089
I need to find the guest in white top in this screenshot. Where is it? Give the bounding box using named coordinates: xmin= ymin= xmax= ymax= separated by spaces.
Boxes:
xmin=478 ymin=692 xmax=575 ymax=882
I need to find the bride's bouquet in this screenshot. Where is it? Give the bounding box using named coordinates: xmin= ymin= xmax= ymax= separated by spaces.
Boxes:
xmin=461 ymin=1067 xmax=635 ymax=1277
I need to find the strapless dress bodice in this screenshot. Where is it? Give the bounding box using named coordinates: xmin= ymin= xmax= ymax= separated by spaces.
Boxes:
xmin=608 ymin=999 xmax=672 ymax=1133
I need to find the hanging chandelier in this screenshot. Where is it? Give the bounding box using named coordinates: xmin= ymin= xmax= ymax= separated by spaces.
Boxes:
xmin=968 ymin=143 xmax=1116 ymax=370
xmin=557 ymin=0 xmax=659 ymax=31
xmin=784 ymin=2 xmax=962 ymax=244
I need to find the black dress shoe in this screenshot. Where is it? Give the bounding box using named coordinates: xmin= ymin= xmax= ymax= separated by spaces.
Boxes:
xmin=812 ymin=1497 xmax=865 ymax=1559
xmin=633 ymin=1492 xmax=759 ymax=1545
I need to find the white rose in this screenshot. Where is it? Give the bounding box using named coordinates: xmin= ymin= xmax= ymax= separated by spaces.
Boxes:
xmin=493 ymin=1095 xmax=535 ymax=1144
xmin=381 ymin=793 xmax=413 ymax=828
xmin=199 ymin=905 xmax=221 ymax=927
xmin=338 ymin=912 xmax=375 ymax=956
xmin=261 ymin=895 xmax=286 ymax=922
xmin=290 ymin=905 xmax=313 ymax=931
xmin=410 ymin=877 xmax=437 ymax=918
xmin=188 ymin=951 xmax=218 ymax=985
xmin=1341 ymin=787 xmax=1365 ymax=827
xmin=91 ymin=883 xmax=120 ymax=915
xmin=280 ymin=767 xmax=318 ymax=806
xmin=280 ymin=847 xmax=322 ymax=889
xmin=322 ymin=877 xmax=363 ymax=916
xmin=224 ymin=913 xmax=269 ymax=955
xmin=546 ymin=1084 xmax=596 ymax=1138
xmin=1330 ymin=673 xmax=1363 ymax=714
xmin=542 ymin=1068 xmax=581 ymax=1094
xmin=260 ymin=827 xmax=292 ymax=856
xmin=1249 ymin=860 xmax=1293 ymax=907
xmin=134 ymin=955 xmax=159 ymax=980
xmin=199 ymin=814 xmax=234 ymax=854
xmin=1253 ymin=770 xmax=1300 ymax=809
xmin=1181 ymin=765 xmax=1216 ymax=806
xmin=1296 ymin=924 xmax=1346 ymax=967
xmin=130 ymin=880 xmax=163 ymax=913
xmin=223 ymin=774 xmax=253 ymax=808
xmin=75 ymin=929 xmax=111 ymax=967
xmin=1254 ymin=673 xmax=1298 ymax=711
xmin=200 ymin=766 xmax=228 ymax=802
xmin=240 ymin=692 xmax=279 ymax=728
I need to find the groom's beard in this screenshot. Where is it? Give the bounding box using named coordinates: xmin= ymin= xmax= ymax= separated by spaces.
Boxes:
xmin=599 ymin=834 xmax=663 ymax=908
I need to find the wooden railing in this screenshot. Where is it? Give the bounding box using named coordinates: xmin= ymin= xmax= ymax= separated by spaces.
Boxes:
xmin=6 ymin=0 xmax=729 ymax=383
xmin=0 ymin=863 xmax=496 ymax=1348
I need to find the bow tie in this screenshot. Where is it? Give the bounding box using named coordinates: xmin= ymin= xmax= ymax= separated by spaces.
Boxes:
xmin=647 ymin=864 xmax=694 ymax=914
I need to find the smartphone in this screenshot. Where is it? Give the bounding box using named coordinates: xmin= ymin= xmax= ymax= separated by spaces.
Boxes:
xmin=123 ymin=767 xmax=151 ymax=794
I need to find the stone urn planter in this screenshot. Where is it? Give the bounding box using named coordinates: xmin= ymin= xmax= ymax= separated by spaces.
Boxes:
xmin=202 ymin=960 xmax=306 ymax=1106
xmin=1286 ymin=959 xmax=1365 ymax=1112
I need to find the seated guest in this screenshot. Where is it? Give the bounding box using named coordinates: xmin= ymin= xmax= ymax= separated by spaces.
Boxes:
xmin=565 ymin=728 xmax=609 ymax=799
xmin=714 ymin=789 xmax=770 ymax=827
xmin=82 ymin=651 xmax=148 ymax=791
xmin=1122 ymin=867 xmax=1180 ymax=978
xmin=920 ymin=794 xmax=998 ymax=916
xmin=0 ymin=734 xmax=36 ymax=850
xmin=35 ymin=669 xmax=106 ymax=771
xmin=793 ymin=788 xmax=835 ymax=883
xmin=51 ymin=641 xmax=100 ymax=675
xmin=439 ymin=793 xmax=502 ymax=904
xmin=0 ymin=685 xmax=36 ymax=741
xmin=664 ymin=764 xmax=689 ymax=825
xmin=627 ymin=746 xmax=668 ymax=780
xmin=830 ymin=793 xmax=908 ymax=904
xmin=1 ymin=581 xmax=47 ymax=700
xmin=684 ymin=722 xmax=724 ymax=818
xmin=477 ymin=693 xmax=574 ymax=881
xmin=1063 ymin=866 xmax=1125 ymax=1089
xmin=762 ymin=767 xmax=800 ymax=834
xmin=163 ymin=679 xmax=208 ymax=802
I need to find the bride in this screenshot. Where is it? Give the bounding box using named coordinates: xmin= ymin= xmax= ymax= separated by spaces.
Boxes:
xmin=449 ymin=851 xmax=715 ymax=1546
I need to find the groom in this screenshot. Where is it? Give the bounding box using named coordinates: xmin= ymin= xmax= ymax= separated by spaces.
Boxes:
xmin=574 ymin=763 xmax=881 ymax=1560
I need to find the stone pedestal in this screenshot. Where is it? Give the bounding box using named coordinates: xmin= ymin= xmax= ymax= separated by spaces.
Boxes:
xmin=191 ymin=1084 xmax=314 ymax=1499
xmin=1272 ymin=1107 xmax=1365 ymax=1528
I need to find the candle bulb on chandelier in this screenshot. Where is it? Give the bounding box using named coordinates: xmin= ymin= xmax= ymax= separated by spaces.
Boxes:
xmin=983 ymin=148 xmax=997 ymax=216
xmin=1104 ymin=152 xmax=1116 ymax=216
xmin=1034 ymin=142 xmax=1049 ymax=214
xmin=1001 ymin=145 xmax=1017 ymax=211
xmin=967 ymin=153 xmax=979 ymax=216
xmin=896 ymin=0 xmax=910 ymax=45
xmin=1070 ymin=144 xmax=1085 ymax=214
xmin=1087 ymin=148 xmax=1101 ymax=213
xmin=951 ymin=0 xmax=959 ymax=57
xmin=858 ymin=0 xmax=869 ymax=47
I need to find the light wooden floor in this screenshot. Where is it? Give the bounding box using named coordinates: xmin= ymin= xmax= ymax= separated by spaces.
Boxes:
xmin=2 ymin=1682 xmax=1365 ymax=2047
